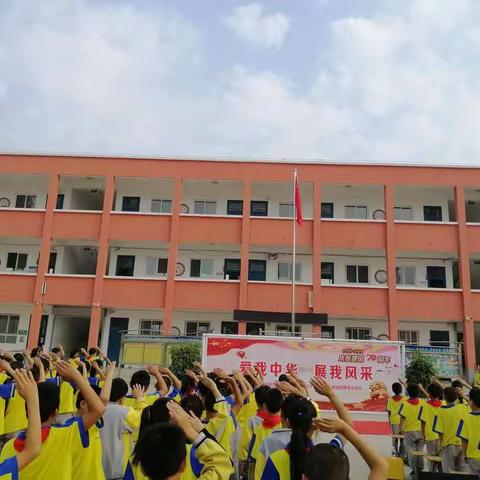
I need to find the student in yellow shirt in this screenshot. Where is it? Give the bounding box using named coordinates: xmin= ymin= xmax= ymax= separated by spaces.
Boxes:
xmin=0 ymin=360 xmax=105 ymax=480
xmin=457 ymin=387 xmax=480 ymax=476
xmin=130 ymin=401 xmax=233 ymax=480
xmin=386 ymin=382 xmax=404 ymax=457
xmin=432 ymin=386 xmax=467 ymax=473
xmin=3 ymin=361 xmax=28 ymax=440
xmin=399 ymin=384 xmax=424 ymax=474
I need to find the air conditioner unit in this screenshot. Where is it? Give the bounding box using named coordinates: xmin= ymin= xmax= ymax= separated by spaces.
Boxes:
xmin=307 ymin=291 xmax=314 ymax=308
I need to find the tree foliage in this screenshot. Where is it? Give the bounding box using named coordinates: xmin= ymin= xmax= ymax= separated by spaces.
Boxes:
xmin=169 ymin=342 xmax=202 ymax=378
xmin=405 ymin=351 xmax=438 ymax=388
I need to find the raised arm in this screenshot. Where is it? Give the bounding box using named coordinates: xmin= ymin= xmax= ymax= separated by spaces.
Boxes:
xmin=34 ymin=358 xmax=46 ymax=384
xmin=147 ymin=366 xmax=168 ymax=397
xmin=99 ymin=361 xmax=116 ymax=405
xmin=158 ymin=367 xmax=182 ymax=391
xmin=418 ymin=383 xmax=428 ymax=399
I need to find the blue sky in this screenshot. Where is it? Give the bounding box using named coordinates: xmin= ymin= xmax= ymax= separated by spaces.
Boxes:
xmin=0 ymin=0 xmax=479 ymax=164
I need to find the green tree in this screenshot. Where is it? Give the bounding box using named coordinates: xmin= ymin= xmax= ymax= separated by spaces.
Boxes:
xmin=168 ymin=342 xmax=202 ymax=378
xmin=406 ymin=351 xmax=438 ymax=388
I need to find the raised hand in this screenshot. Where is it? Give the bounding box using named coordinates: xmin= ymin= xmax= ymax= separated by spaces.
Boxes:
xmin=193 ymin=361 xmax=207 ymax=376
xmin=185 ymin=369 xmax=199 ymax=383
xmin=310 ymin=377 xmax=334 ymax=398
xmin=56 ymin=360 xmax=83 ymax=382
xmin=314 ymin=417 xmax=348 ymax=435
xmin=131 ymin=384 xmax=146 ymax=400
xmin=13 ymin=369 xmax=38 ymax=402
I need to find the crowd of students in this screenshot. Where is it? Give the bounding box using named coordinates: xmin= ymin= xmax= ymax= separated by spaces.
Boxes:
xmin=387 ymin=375 xmax=480 ymax=476
xmin=0 ymin=345 xmax=389 ymax=479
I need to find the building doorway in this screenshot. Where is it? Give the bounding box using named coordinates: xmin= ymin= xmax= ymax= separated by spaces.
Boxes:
xmin=51 ymin=316 xmax=89 ymax=356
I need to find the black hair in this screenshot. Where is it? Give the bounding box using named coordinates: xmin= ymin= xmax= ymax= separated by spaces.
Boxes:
xmin=281 ymin=394 xmax=302 ymax=420
xmin=13 ymin=353 xmax=24 ymax=363
xmin=264 ymin=388 xmax=283 ymax=414
xmin=287 ymin=398 xmax=316 ymax=480
xmin=180 ymin=394 xmax=205 ymax=419
xmin=76 ymin=384 xmax=102 ymax=409
xmin=130 ymin=370 xmax=151 ymax=390
xmin=427 ymin=383 xmax=443 ymax=400
xmin=469 ymin=388 xmax=480 ymax=408
xmin=278 ymin=374 xmax=290 ymax=382
xmin=180 ymin=375 xmax=196 ymax=396
xmin=304 ymin=443 xmax=350 ymax=480
xmin=254 ymin=385 xmax=270 ymax=408
xmin=444 ymin=386 xmax=458 ymax=404
xmin=51 ymin=347 xmax=61 ymax=355
xmin=162 ymin=375 xmax=172 ymax=390
xmin=70 ymin=348 xmax=80 ymax=359
xmin=38 ymin=382 xmax=60 ymax=422
xmin=88 ymin=347 xmax=98 ymax=356
xmin=4 ymin=361 xmax=24 ymax=381
xmin=451 ymin=380 xmax=463 ymax=389
xmin=110 ymin=378 xmax=129 ymax=402
xmin=392 ymin=382 xmax=402 ymax=395
xmin=197 ymin=381 xmax=216 ymax=413
xmin=132 ymin=423 xmax=187 ymax=478
xmin=406 ymin=384 xmax=419 ymax=399
xmin=139 ymin=398 xmax=172 ymax=439
xmin=30 ymin=347 xmax=41 ymax=358
xmin=30 ymin=358 xmax=49 ymax=382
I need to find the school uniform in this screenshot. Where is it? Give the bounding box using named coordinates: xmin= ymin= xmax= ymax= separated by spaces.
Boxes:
xmin=387 ymin=394 xmax=404 ymax=454
xmin=204 ymin=396 xmax=235 ymax=459
xmin=0 ymin=457 xmax=18 ymax=480
xmin=418 ymin=399 xmax=442 ymax=470
xmin=399 ymin=398 xmax=424 ymax=472
xmin=457 ymin=410 xmax=480 ymax=475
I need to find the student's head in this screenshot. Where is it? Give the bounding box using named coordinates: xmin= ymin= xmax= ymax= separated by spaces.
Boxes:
xmin=280 ymin=394 xmax=302 ymax=426
xmin=88 ymin=347 xmax=98 ymax=356
xmin=406 ymin=384 xmax=419 ymax=399
xmin=38 ymin=382 xmax=60 ymax=423
xmin=443 ymin=386 xmax=458 ymax=404
xmin=451 ymin=380 xmax=464 ymax=390
xmin=264 ymin=388 xmax=283 ymax=415
xmin=139 ymin=398 xmax=173 ymax=439
xmin=77 ymin=360 xmax=92 ymax=376
xmin=31 ymin=357 xmax=50 ymax=382
xmin=278 ymin=374 xmax=290 ymax=382
xmin=254 ymin=385 xmax=270 ymax=409
xmin=13 ymin=353 xmax=24 ymax=363
xmin=180 ymin=394 xmax=205 ymax=419
xmin=76 ymin=385 xmax=102 ymax=415
xmin=4 ymin=361 xmax=23 ymax=380
xmin=469 ymin=388 xmax=480 ymax=409
xmin=180 ymin=375 xmax=197 ymax=396
xmin=304 ymin=443 xmax=350 ymax=480
xmin=197 ymin=381 xmax=216 ymax=413
xmin=130 ymin=370 xmax=151 ymax=391
xmin=30 ymin=347 xmax=41 ymax=358
xmin=133 ymin=423 xmax=187 ymax=479
xmin=110 ymin=378 xmax=129 ymax=403
xmin=391 ymin=382 xmax=402 ymax=396
xmin=51 ymin=347 xmax=61 ymax=355
xmin=287 ymin=398 xmax=317 ymax=480
xmin=70 ymin=348 xmax=80 ymax=359
xmin=427 ymin=383 xmax=443 ymax=400
xmin=162 ymin=375 xmax=172 ymax=390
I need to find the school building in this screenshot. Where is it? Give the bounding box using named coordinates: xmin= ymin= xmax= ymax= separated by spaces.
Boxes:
xmin=1 ymin=153 xmax=480 ymax=371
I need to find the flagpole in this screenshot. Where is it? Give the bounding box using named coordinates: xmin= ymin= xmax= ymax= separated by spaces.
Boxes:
xmin=292 ymin=169 xmax=297 ymax=334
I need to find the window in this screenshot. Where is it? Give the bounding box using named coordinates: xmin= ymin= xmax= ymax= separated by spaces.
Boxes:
xmin=248 ymin=260 xmax=266 ymax=281
xmin=122 ymin=196 xmax=140 ymax=212
xmin=321 ymin=262 xmax=334 ymax=284
xmin=345 ymin=205 xmax=367 ymax=219
xmin=56 ymin=194 xmax=65 ymax=210
xmin=279 ymin=203 xmax=294 ymax=218
xmin=275 ymin=325 xmax=301 ymax=336
xmin=151 ymin=199 xmax=172 ymax=214
xmin=190 ymin=259 xmax=213 ymax=278
xmin=278 ymin=262 xmax=302 ymax=282
xmin=398 ymin=330 xmax=419 ymax=345
xmin=221 ymin=321 xmax=238 ymax=335
xmin=423 ymin=206 xmax=442 ymax=222
xmin=194 ymin=201 xmax=216 ymax=215
xmin=224 ymin=259 xmax=241 ymax=280
xmin=394 ymin=206 xmax=413 ymax=221
xmin=346 ymin=265 xmax=369 ymax=284
xmin=115 ymin=255 xmax=135 ymax=276
xmin=140 ymin=320 xmax=162 ymax=335
xmin=346 ymin=327 xmax=371 ymax=340
xmin=6 ymin=253 xmax=27 ymax=271
xmin=321 ymin=325 xmax=335 ymax=339
xmin=0 ymin=315 xmax=20 ymax=344
xmin=15 ymin=195 xmax=36 ymax=209
xmin=430 ymin=330 xmax=450 ymax=347
xmin=227 ymin=200 xmax=243 ymax=216
xmin=321 ymin=203 xmax=334 ymax=219
xmin=426 ymin=266 xmax=446 ymax=288
xmin=396 ymin=266 xmax=416 ymax=286
xmin=246 ymin=322 xmax=264 ymax=335
xmin=185 ymin=321 xmax=210 ymax=337
xmin=145 ymin=257 xmax=168 ymax=277
xmin=250 ymin=201 xmax=268 ymax=217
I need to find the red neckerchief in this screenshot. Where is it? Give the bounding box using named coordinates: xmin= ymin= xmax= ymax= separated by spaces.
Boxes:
xmin=259 ymin=411 xmax=281 ymax=429
xmin=392 ymin=395 xmax=403 ymax=402
xmin=428 ymin=399 xmax=442 ymax=407
xmin=407 ymin=398 xmax=420 ymax=405
xmin=14 ymin=426 xmax=51 ymax=452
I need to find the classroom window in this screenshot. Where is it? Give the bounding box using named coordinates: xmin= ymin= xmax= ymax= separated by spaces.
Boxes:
xmin=221 ymin=321 xmax=238 ymax=335
xmin=248 ymin=260 xmax=267 ymax=281
xmin=227 ymin=200 xmax=243 ymax=215
xmin=345 ymin=205 xmax=367 ymax=219
xmin=194 ymin=201 xmax=217 ymax=215
xmin=185 ymin=321 xmax=210 ymax=337
xmin=321 ymin=262 xmax=334 ymax=283
xmin=6 ymin=253 xmax=28 ymax=271
xmin=151 ymin=199 xmax=172 ymax=213
xmin=426 ymin=266 xmax=446 ymax=288
xmin=140 ymin=320 xmax=162 ymax=335
xmin=250 ymin=201 xmax=268 ymax=217
xmin=122 ymin=196 xmax=140 ymax=212
xmin=145 ymin=257 xmax=168 ymax=277
xmin=190 ymin=259 xmax=214 ymax=278
xmin=429 ymin=330 xmax=450 ymax=347
xmin=394 ymin=206 xmax=413 ymax=221
xmin=396 ymin=266 xmax=416 ymax=286
xmin=56 ymin=194 xmax=65 ymax=210
xmin=115 ymin=255 xmax=135 ymax=276
xmin=15 ymin=195 xmax=36 ymax=209
xmin=345 ymin=327 xmax=371 ymax=340
xmin=398 ymin=330 xmax=419 ymax=345
xmin=0 ymin=315 xmax=20 ymax=344
xmin=224 ymin=259 xmax=241 ymax=280
xmin=321 ymin=325 xmax=335 ymax=339
xmin=321 ymin=203 xmax=334 ymax=218
xmin=423 ymin=205 xmax=442 ymax=222
xmin=275 ymin=325 xmax=301 ymax=336
xmin=278 ymin=262 xmax=302 ymax=282
xmin=346 ymin=265 xmax=369 ymax=284
xmin=246 ymin=322 xmax=265 ymax=335
xmin=279 ymin=203 xmax=294 ymax=218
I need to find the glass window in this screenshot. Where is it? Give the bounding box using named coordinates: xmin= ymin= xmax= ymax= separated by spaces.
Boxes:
xmin=250 ymin=201 xmax=268 ymax=217
xmin=158 ymin=258 xmax=168 ymax=276
xmin=346 ymin=327 xmax=371 ymax=340
xmin=321 ymin=325 xmax=335 ymax=339
xmin=426 ymin=266 xmax=446 ymax=288
xmin=185 ymin=321 xmax=210 ymax=336
xmin=227 ymin=200 xmax=243 ymax=215
xmin=194 ymin=201 xmax=217 ymax=215
xmin=275 ymin=325 xmax=301 ymax=336
xmin=321 ymin=262 xmax=334 ymax=283
xmin=321 ymin=203 xmax=334 ymax=218
xmin=279 ymin=203 xmax=294 ymax=218
xmin=277 ymin=262 xmax=302 ymax=281
xmin=424 ymin=206 xmax=443 ymax=222
xmin=346 ymin=265 xmax=369 ymax=284
xmin=190 ymin=259 xmax=213 ymax=278
xmin=224 ymin=259 xmax=241 ymax=280
xmin=122 ymin=196 xmax=140 ymax=212
xmin=246 ymin=322 xmax=265 ymax=335
xmin=0 ymin=316 xmax=8 ymax=333
xmin=6 ymin=253 xmax=27 ymax=271
xmin=429 ymin=330 xmax=450 ymax=347
xmin=394 ymin=206 xmax=413 ymax=221
xmin=396 ymin=266 xmax=416 ymax=286
xmin=345 ymin=205 xmax=367 ymax=219
xmin=248 ymin=260 xmax=266 ymax=281
xmin=0 ymin=315 xmax=19 ymax=340
xmin=140 ymin=320 xmax=162 ymax=335
xmin=115 ymin=255 xmax=135 ymax=276
xmin=398 ymin=330 xmax=419 ymax=345
xmin=151 ymin=199 xmax=172 ymax=213
xmin=221 ymin=321 xmax=238 ymax=335
xmin=15 ymin=195 xmax=37 ymax=209
xmin=56 ymin=194 xmax=65 ymax=210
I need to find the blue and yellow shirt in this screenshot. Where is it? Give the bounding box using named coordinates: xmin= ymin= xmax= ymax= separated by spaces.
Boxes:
xmin=0 ymin=457 xmax=17 ymax=480
xmin=457 ymin=411 xmax=480 ymax=460
xmin=433 ymin=403 xmax=467 ymax=447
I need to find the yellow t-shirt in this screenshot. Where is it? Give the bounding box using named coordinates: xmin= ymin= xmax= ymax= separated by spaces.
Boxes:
xmin=433 ymin=403 xmax=467 ymax=447
xmin=59 ymin=381 xmax=76 ymax=414
xmin=205 ymin=399 xmax=235 ymax=459
xmin=4 ymin=391 xmax=26 ymax=434
xmin=399 ymin=398 xmax=423 ymax=432
xmin=386 ymin=395 xmax=404 ymax=426
xmin=458 ymin=411 xmax=480 ymax=460
xmin=0 ymin=384 xmax=15 ymax=436
xmin=419 ymin=400 xmax=442 ymax=441
xmin=249 ymin=416 xmax=283 ymax=461
xmin=0 ymin=418 xmax=88 ymax=480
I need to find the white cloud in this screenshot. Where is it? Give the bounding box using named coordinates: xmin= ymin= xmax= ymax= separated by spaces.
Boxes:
xmin=224 ymin=3 xmax=290 ymax=49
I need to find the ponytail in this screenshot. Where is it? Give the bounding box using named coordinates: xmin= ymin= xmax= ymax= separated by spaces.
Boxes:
xmin=138 ymin=398 xmax=172 ymax=443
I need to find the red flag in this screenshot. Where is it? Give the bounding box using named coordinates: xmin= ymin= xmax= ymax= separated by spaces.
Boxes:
xmin=295 ymin=176 xmax=303 ymax=225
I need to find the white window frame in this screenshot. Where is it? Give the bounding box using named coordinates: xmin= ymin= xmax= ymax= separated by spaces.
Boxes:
xmin=345 ymin=327 xmax=371 ymax=340
xmin=185 ymin=321 xmax=211 ymax=337
xmin=396 ymin=266 xmax=416 ymax=286
xmin=151 ymin=199 xmax=172 ymax=214
xmin=278 ymin=262 xmax=302 ymax=282
xmin=145 ymin=257 xmax=168 ymax=277
xmin=140 ymin=320 xmax=163 ymax=335
xmin=346 ymin=265 xmax=369 ymax=284
xmin=0 ymin=314 xmax=20 ymax=344
xmin=194 ymin=200 xmax=217 ymax=215
xmin=190 ymin=259 xmax=214 ymax=278
xmin=394 ymin=206 xmax=413 ymax=221
xmin=279 ymin=203 xmax=294 ymax=218
xmin=275 ymin=324 xmax=301 ymax=336
xmin=345 ymin=205 xmax=368 ymax=220
xmin=398 ymin=329 xmax=419 ymax=345
xmin=6 ymin=252 xmax=28 ymax=272
xmin=15 ymin=194 xmax=37 ymax=209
